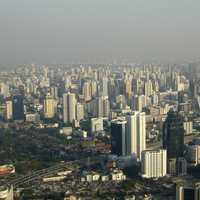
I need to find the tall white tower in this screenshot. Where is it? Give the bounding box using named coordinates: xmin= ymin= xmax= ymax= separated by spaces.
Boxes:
xmin=126 ymin=111 xmax=146 ymax=160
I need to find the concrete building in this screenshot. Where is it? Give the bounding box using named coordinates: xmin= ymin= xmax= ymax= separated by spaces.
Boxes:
xmin=111 ymin=119 xmax=127 ymax=156
xmin=5 ymin=100 xmax=12 ymax=120
xmin=12 ymin=95 xmax=24 ymax=121
xmin=76 ymin=103 xmax=84 ymax=121
xmin=183 ymin=121 xmax=193 ymax=135
xmin=141 ymin=149 xmax=167 ymax=178
xmin=44 ymin=96 xmax=56 ymax=118
xmin=82 ymin=81 xmax=91 ymax=102
xmin=63 ymin=93 xmax=76 ymax=124
xmin=126 ymin=112 xmax=146 ymax=160
xmin=186 ymin=145 xmax=200 ymax=166
xmin=176 ymin=183 xmax=200 ymax=200
xmin=91 ymin=118 xmax=103 ymax=133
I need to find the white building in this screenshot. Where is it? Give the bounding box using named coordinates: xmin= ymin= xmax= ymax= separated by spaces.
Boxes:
xmin=141 ymin=149 xmax=167 ymax=178
xmin=63 ymin=93 xmax=76 ymax=124
xmin=91 ymin=118 xmax=103 ymax=133
xmin=183 ymin=121 xmax=193 ymax=135
xmin=126 ymin=112 xmax=146 ymax=160
xmin=76 ymin=103 xmax=84 ymax=121
xmin=5 ymin=101 xmax=12 ymax=120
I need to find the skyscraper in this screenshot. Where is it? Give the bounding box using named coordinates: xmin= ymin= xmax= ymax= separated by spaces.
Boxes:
xmin=63 ymin=93 xmax=76 ymax=124
xmin=82 ymin=81 xmax=91 ymax=102
xmin=111 ymin=119 xmax=127 ymax=156
xmin=12 ymin=95 xmax=24 ymax=121
xmin=163 ymin=109 xmax=184 ymax=159
xmin=137 ymin=112 xmax=146 ymax=160
xmin=102 ymin=77 xmax=108 ymax=96
xmin=163 ymin=109 xmax=184 ymax=174
xmin=5 ymin=100 xmax=12 ymax=120
xmin=76 ymin=102 xmax=84 ymax=122
xmin=126 ymin=112 xmax=146 ymax=160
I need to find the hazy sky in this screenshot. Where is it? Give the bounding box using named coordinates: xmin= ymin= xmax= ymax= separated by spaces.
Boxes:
xmin=0 ymin=0 xmax=200 ymax=65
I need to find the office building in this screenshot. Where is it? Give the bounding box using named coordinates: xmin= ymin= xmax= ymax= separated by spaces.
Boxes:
xmin=82 ymin=81 xmax=91 ymax=102
xmin=177 ymin=157 xmax=187 ymax=176
xmin=12 ymin=95 xmax=24 ymax=121
xmin=183 ymin=120 xmax=193 ymax=135
xmin=102 ymin=77 xmax=108 ymax=96
xmin=141 ymin=149 xmax=167 ymax=178
xmin=186 ymin=145 xmax=200 ymax=166
xmin=176 ymin=183 xmax=200 ymax=200
xmin=126 ymin=112 xmax=146 ymax=160
xmin=76 ymin=103 xmax=84 ymax=122
xmin=163 ymin=109 xmax=184 ymax=159
xmin=96 ymin=96 xmax=110 ymax=118
xmin=44 ymin=96 xmax=56 ymax=118
xmin=111 ymin=119 xmax=127 ymax=156
xmin=5 ymin=100 xmax=12 ymax=120
xmin=63 ymin=93 xmax=76 ymax=124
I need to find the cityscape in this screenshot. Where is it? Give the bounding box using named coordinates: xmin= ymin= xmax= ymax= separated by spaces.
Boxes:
xmin=0 ymin=63 xmax=200 ymax=199
xmin=1 ymin=0 xmax=200 ymax=200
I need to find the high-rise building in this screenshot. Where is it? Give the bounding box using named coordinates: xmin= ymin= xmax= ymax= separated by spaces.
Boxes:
xmin=12 ymin=95 xmax=24 ymax=121
xmin=176 ymin=183 xmax=200 ymax=200
xmin=141 ymin=149 xmax=167 ymax=178
xmin=102 ymin=77 xmax=108 ymax=96
xmin=136 ymin=112 xmax=146 ymax=160
xmin=126 ymin=112 xmax=146 ymax=160
xmin=163 ymin=109 xmax=184 ymax=159
xmin=186 ymin=144 xmax=200 ymax=166
xmin=111 ymin=119 xmax=127 ymax=156
xmin=177 ymin=157 xmax=187 ymax=176
xmin=96 ymin=96 xmax=110 ymax=118
xmin=144 ymin=80 xmax=153 ymax=97
xmin=76 ymin=103 xmax=84 ymax=122
xmin=44 ymin=96 xmax=56 ymax=118
xmin=133 ymin=95 xmax=146 ymax=111
xmin=82 ymin=81 xmax=91 ymax=102
xmin=163 ymin=109 xmax=184 ymax=175
xmin=103 ymin=96 xmax=110 ymax=118
xmin=0 ymin=83 xmax=10 ymax=98
xmin=5 ymin=100 xmax=12 ymax=120
xmin=63 ymin=93 xmax=76 ymax=124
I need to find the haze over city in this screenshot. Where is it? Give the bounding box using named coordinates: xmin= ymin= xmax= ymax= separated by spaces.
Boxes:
xmin=0 ymin=0 xmax=200 ymax=65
